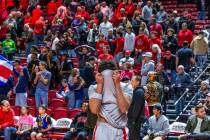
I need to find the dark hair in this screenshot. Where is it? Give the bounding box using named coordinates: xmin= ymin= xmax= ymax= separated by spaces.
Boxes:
xmin=117 ymin=32 xmax=123 ymax=37
xmin=133 ymin=75 xmax=141 ymax=82
xmin=183 ymin=41 xmax=189 ymax=47
xmin=39 ymin=61 xmax=47 ymax=67
xmin=39 ymin=105 xmax=47 ymax=111
xmin=98 ymin=60 xmax=117 ymax=73
xmin=195 ymin=104 xmax=204 ymax=112
xmin=88 ymin=56 xmax=95 ymax=62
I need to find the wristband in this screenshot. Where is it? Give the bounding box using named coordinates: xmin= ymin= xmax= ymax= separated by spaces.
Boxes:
xmin=92 ymin=92 xmax=103 ymax=100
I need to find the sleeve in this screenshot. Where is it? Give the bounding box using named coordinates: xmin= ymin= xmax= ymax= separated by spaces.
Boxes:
xmin=46 ymin=116 xmax=52 ymax=125
xmin=47 ymin=72 xmax=52 ymax=81
xmin=1 ymin=110 xmax=15 ymax=128
xmin=88 ymin=85 xmax=99 ymax=99
xmin=147 ymin=117 xmax=153 ymax=134
xmin=121 ymin=83 xmax=133 ymax=99
xmin=158 ymin=118 xmax=170 ymax=135
xmin=184 ymin=117 xmax=192 ymax=133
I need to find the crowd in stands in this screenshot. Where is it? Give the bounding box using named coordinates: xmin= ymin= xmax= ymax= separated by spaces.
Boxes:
xmin=0 ymin=0 xmax=210 ymax=140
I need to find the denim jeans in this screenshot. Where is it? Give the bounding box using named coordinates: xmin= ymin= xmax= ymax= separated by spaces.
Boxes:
xmin=65 ymin=92 xmax=75 ymax=110
xmin=34 ymin=34 xmax=44 ymax=45
xmin=15 ymin=92 xmax=27 ymax=106
xmin=75 ymin=99 xmax=83 ymax=108
xmin=35 ymin=88 xmax=48 ymax=108
xmin=0 ymin=127 xmax=17 ymax=140
xmin=175 ymin=95 xmax=185 ymax=116
xmin=198 ymin=11 xmax=206 ymax=20
xmin=195 ymin=54 xmax=207 ymax=69
xmin=25 ymin=42 xmax=34 ymax=57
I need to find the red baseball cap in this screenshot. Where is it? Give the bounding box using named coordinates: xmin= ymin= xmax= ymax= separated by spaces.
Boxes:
xmin=125 ymin=50 xmax=131 ymax=56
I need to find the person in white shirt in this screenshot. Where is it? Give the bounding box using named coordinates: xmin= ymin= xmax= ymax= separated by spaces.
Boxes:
xmin=124 ymin=26 xmax=135 ymax=52
xmin=51 ymin=32 xmax=60 ymax=51
xmin=99 ymin=16 xmax=113 ymax=38
xmin=119 ymin=50 xmax=134 ymax=68
xmin=179 ymin=104 xmax=210 ymax=140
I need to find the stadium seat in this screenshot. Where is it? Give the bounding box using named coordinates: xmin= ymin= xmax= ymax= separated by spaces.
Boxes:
xmin=27 ymin=98 xmax=35 ymax=106
xmin=50 ymin=98 xmax=66 ymax=108
xmin=9 ymin=98 xmax=16 ymax=106
xmin=29 ymin=107 xmax=36 ymax=117
xmin=48 ymin=90 xmax=57 ymax=99
xmin=69 ymin=108 xmax=82 ymax=119
xmin=11 ymin=106 xmax=20 ymax=116
xmin=53 ymin=108 xmax=69 ymax=120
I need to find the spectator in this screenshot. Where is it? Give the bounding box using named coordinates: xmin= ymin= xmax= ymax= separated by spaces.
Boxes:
xmin=197 ymin=0 xmax=206 ymax=20
xmin=69 ymin=75 xmax=85 ymax=108
xmin=204 ymin=92 xmax=210 ymax=116
xmin=163 ymin=51 xmax=177 ymax=84
xmin=119 ymin=50 xmax=134 ymax=68
xmin=113 ymin=31 xmax=124 ymax=62
xmin=174 ymin=65 xmax=193 ymax=115
xmin=124 ymin=25 xmax=135 ymax=52
xmin=179 ymin=104 xmax=210 ymax=140
xmin=156 ymin=6 xmax=167 ymax=26
xmin=34 ymin=61 xmax=52 ymax=108
xmin=96 ymin=33 xmax=109 ymax=55
xmin=128 ymin=75 xmax=145 ymax=140
xmin=0 ymin=100 xmax=16 ymax=140
xmin=34 ymin=17 xmax=45 ymax=45
xmin=141 ymin=52 xmax=155 ymax=86
xmin=81 ymin=56 xmax=96 ymax=100
xmin=16 ymin=106 xmax=34 ymax=140
xmin=132 ymin=11 xmax=142 ymax=35
xmin=59 ymin=53 xmax=73 ymax=79
xmin=151 ymin=44 xmax=162 ymax=64
xmin=191 ymin=31 xmax=209 ymax=69
xmin=99 ymin=16 xmax=113 ymax=38
xmin=149 ymin=31 xmax=162 ymax=50
xmin=143 ymin=104 xmax=169 ymax=140
xmin=163 ymin=28 xmax=178 ymax=55
xmin=87 ymin=23 xmax=99 ymax=48
xmin=63 ymin=102 xmax=88 ymax=140
xmin=195 ymin=80 xmax=209 ymax=103
xmin=22 ymin=24 xmax=34 ymax=56
xmin=165 ymin=15 xmax=179 ymax=34
xmin=0 ymin=76 xmax=14 ymax=102
xmin=176 ymin=41 xmax=194 ymax=72
xmin=2 ymin=33 xmax=16 ymax=60
xmin=13 ymin=67 xmax=30 ymax=107
xmin=150 ymin=18 xmax=163 ymax=38
xmin=106 ymin=29 xmax=116 ymax=54
xmin=177 ymin=22 xmax=193 ymax=47
xmin=135 ymin=27 xmax=150 ymax=54
xmin=98 ymin=45 xmax=114 ymax=61
xmin=56 ymin=79 xmax=75 ymax=110
xmin=120 ymin=62 xmax=134 ymax=81
xmin=31 ymin=105 xmax=52 ymax=140
xmin=142 ymin=1 xmax=153 ymax=24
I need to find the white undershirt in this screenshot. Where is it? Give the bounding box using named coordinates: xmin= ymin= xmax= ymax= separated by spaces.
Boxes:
xmin=193 ymin=118 xmax=203 ymax=133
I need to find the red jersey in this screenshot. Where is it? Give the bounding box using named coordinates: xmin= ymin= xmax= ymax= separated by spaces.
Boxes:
xmin=135 ymin=34 xmax=150 ymax=52
xmin=150 ymin=23 xmax=163 ymax=38
xmin=177 ymin=29 xmax=193 ymax=47
xmin=113 ymin=37 xmax=124 ymax=55
xmin=47 ymin=1 xmax=57 ymax=16
xmin=98 ymin=54 xmax=114 ymax=61
xmin=0 ymin=107 xmax=14 ymax=129
xmin=34 ymin=19 xmax=45 ymax=35
xmin=96 ymin=40 xmax=109 ymax=55
xmin=120 ymin=70 xmax=134 ymax=80
xmin=32 ymin=8 xmax=42 ymax=23
xmin=150 ymin=37 xmax=163 ymax=50
xmin=19 ymin=0 xmax=29 ymax=11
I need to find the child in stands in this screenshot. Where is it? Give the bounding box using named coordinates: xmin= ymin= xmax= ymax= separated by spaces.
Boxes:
xmin=31 ymin=105 xmax=52 ymax=140
xmin=16 ymin=106 xmax=34 ymax=140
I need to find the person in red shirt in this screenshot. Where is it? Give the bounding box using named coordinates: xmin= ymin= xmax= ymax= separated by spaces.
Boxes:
xmin=149 ymin=31 xmax=163 ymax=50
xmin=150 ymin=18 xmax=163 ymax=39
xmin=151 ymin=44 xmax=163 ymax=64
xmin=0 ymin=100 xmax=16 ymax=140
xmin=47 ymin=0 xmax=57 ymax=16
xmin=125 ymin=0 xmax=136 ymax=17
xmin=31 ymin=5 xmax=42 ymax=24
xmin=113 ymin=32 xmax=124 ymax=55
xmin=19 ymin=0 xmax=29 ymax=11
xmin=120 ymin=62 xmax=134 ymax=80
xmin=135 ymin=28 xmax=150 ymax=53
xmin=34 ymin=17 xmax=45 ymax=44
xmin=96 ymin=33 xmax=109 ymax=55
xmin=177 ymin=22 xmax=193 ymax=47
xmin=98 ymin=45 xmax=114 ymax=61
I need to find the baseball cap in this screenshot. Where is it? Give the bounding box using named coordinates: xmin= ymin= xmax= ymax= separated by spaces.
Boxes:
xmin=142 ymin=52 xmax=152 ymax=57
xmin=125 ymin=50 xmax=131 ymax=56
xmin=153 ymin=103 xmax=162 ymax=111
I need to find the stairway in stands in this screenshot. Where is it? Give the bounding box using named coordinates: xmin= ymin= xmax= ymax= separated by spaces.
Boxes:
xmin=162 ymin=0 xmax=210 ymax=124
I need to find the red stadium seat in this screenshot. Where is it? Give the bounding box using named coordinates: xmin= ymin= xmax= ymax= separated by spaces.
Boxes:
xmin=11 ymin=106 xmax=20 ymax=116
xmin=47 ymin=107 xmax=53 ymax=116
xmin=48 ymin=90 xmax=57 ymax=99
xmin=69 ymin=108 xmax=82 ymax=119
xmin=53 ymin=108 xmax=69 ymax=120
xmin=9 ymin=98 xmax=15 ymax=106
xmin=50 ymin=99 xmax=66 ymax=108
xmin=29 ymin=107 xmax=36 ymax=117
xmin=70 ymin=58 xmax=79 ymax=63
xmin=27 ymin=98 xmax=35 ymax=106
xmin=20 ymin=58 xmax=27 ymax=64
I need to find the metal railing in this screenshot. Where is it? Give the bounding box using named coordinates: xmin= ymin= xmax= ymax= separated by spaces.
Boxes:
xmin=174 ymin=64 xmax=210 ymax=121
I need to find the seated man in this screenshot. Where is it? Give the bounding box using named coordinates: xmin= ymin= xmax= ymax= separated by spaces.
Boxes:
xmin=119 ymin=50 xmax=134 ymax=68
xmin=143 ymin=104 xmax=169 ymax=140
xmin=63 ymin=103 xmax=88 ymax=140
xmin=0 ymin=100 xmax=17 ymax=140
xmin=179 ymin=104 xmax=210 ymax=140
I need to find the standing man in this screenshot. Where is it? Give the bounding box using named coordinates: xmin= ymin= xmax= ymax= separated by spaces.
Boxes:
xmin=89 ymin=60 xmax=133 ymax=140
xmin=0 ymin=100 xmax=17 ymax=140
xmin=191 ymin=31 xmax=208 ymax=69
xmin=99 ymin=16 xmax=113 ymax=38
xmin=34 ymin=61 xmax=52 ymax=108
xmin=141 ymin=52 xmax=155 ymax=86
xmin=128 ymin=75 xmax=145 ymax=140
xmin=143 ymin=104 xmax=170 ymax=140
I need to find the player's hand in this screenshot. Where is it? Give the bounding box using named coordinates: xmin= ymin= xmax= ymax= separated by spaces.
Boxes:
xmin=95 ymin=73 xmax=104 ymax=85
xmin=112 ymin=70 xmax=121 ymax=86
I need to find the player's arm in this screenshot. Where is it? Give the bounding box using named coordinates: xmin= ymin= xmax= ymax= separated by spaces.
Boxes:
xmin=113 ymin=71 xmax=132 ymax=113
xmin=89 ymin=73 xmax=104 ymax=114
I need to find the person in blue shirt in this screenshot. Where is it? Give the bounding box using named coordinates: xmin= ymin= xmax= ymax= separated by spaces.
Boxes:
xmin=14 ymin=67 xmax=30 ymax=106
xmin=31 ymin=105 xmax=52 ymax=140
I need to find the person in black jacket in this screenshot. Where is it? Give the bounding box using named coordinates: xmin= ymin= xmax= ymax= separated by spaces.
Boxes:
xmin=128 ymin=75 xmax=145 ymax=140
xmin=63 ymin=103 xmax=88 ymax=140
xmin=163 ymin=28 xmax=178 ymax=55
